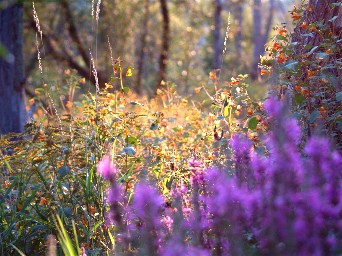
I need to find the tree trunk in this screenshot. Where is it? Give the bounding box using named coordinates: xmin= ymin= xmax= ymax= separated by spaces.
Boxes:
xmin=213 ymin=0 xmax=223 ymax=70
xmin=136 ymin=0 xmax=150 ymax=94
xmin=234 ymin=3 xmax=244 ymax=58
xmin=156 ymin=0 xmax=170 ymax=92
xmin=0 ymin=1 xmax=26 ymax=134
xmin=251 ymin=0 xmax=274 ymax=80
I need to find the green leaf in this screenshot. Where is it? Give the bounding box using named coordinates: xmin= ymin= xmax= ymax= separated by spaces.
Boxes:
xmin=294 ymin=94 xmax=305 ymax=106
xmin=284 ymin=61 xmax=298 ymax=70
xmin=316 ymin=52 xmax=329 ymax=59
xmin=304 ymin=44 xmax=313 ymax=50
xmin=309 ymin=110 xmax=320 ymax=123
xmin=337 ymin=121 xmax=342 ymax=131
xmin=110 ymin=77 xmax=119 ymax=83
xmin=122 ymin=87 xmax=130 ymax=94
xmin=126 ymin=136 xmax=138 ymax=146
xmin=150 ymin=122 xmax=159 ymax=130
xmin=54 ymin=215 xmax=79 ymax=256
xmin=166 ymin=176 xmax=173 ymax=190
xmin=108 ymin=230 xmax=115 ymax=249
xmin=336 ymin=91 xmax=342 ymax=102
xmin=85 ymin=166 xmax=95 ymax=204
xmin=9 ymin=244 xmax=26 ymax=256
xmin=248 ymin=117 xmax=258 ymax=130
xmin=328 ymin=16 xmax=338 ymax=22
xmin=183 ymin=132 xmax=189 ymax=138
xmin=58 ymin=166 xmax=71 ymax=178
xmin=0 ymin=43 xmax=8 ymax=58
xmin=307 ymin=46 xmax=318 ymax=56
xmin=276 ymin=35 xmax=287 ymax=41
xmin=302 ymin=33 xmax=314 ymax=38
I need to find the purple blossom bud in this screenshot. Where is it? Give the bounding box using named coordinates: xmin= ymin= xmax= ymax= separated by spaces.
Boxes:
xmin=97 ymin=156 xmax=117 ymax=180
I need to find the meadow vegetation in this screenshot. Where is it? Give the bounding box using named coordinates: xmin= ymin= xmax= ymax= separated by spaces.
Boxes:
xmin=0 ymin=1 xmax=341 ymax=255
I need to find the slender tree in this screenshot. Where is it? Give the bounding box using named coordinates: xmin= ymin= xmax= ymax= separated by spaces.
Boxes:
xmin=213 ymin=0 xmax=223 ymax=70
xmin=156 ymin=0 xmax=170 ymax=92
xmin=136 ymin=0 xmax=150 ymax=94
xmin=0 ymin=1 xmax=26 ymax=134
xmin=251 ymin=0 xmax=274 ymax=79
xmin=234 ymin=2 xmax=244 ymax=58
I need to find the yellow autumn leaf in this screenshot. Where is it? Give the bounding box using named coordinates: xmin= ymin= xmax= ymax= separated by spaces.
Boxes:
xmin=181 ymin=99 xmax=188 ymax=105
xmin=223 ymin=106 xmax=229 ymax=117
xmin=126 ymin=67 xmax=133 ymax=77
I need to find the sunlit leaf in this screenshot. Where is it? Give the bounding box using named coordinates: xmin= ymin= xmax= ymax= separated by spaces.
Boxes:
xmin=126 ymin=136 xmax=138 ymax=146
xmin=248 ymin=117 xmax=258 ymax=130
xmin=223 ymin=106 xmax=229 ymax=117
xmin=126 ymin=66 xmax=133 ymax=77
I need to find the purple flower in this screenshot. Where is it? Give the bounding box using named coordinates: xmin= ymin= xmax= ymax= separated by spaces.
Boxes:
xmin=304 ymin=136 xmax=330 ymax=159
xmin=162 ymin=239 xmax=210 ymax=256
xmin=188 ymin=157 xmax=202 ymax=167
xmin=231 ymin=135 xmax=253 ymax=186
xmin=161 ymin=215 xmax=173 ymax=231
xmin=263 ymin=97 xmax=283 ymax=118
xmin=188 ymin=158 xmax=205 ymax=186
xmin=97 ymin=155 xmax=117 ymax=180
xmin=106 ymin=183 xmax=123 ymax=204
xmin=133 ymin=183 xmax=164 ymax=222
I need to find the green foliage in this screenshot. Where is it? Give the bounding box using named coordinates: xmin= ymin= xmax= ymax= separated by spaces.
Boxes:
xmin=260 ymin=2 xmax=342 ymax=148
xmin=0 ymin=59 xmax=265 ymax=255
xmin=2 ymin=1 xmax=340 ymax=255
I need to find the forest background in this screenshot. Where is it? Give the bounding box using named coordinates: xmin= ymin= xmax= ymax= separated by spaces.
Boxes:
xmin=4 ymin=0 xmax=297 ymax=109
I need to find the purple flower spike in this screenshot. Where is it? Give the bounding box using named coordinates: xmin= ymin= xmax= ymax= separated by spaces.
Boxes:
xmin=106 ymin=184 xmax=123 ymax=204
xmin=97 ymin=156 xmax=117 ymax=181
xmin=188 ymin=157 xmax=202 ymax=167
xmin=263 ymin=97 xmax=283 ymax=117
xmin=134 ymin=183 xmax=164 ymax=221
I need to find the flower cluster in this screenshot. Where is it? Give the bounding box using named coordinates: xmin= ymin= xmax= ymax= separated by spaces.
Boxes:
xmin=99 ymin=98 xmax=341 ymax=255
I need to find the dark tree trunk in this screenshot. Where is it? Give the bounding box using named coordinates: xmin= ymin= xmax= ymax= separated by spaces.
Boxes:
xmin=213 ymin=0 xmax=223 ymax=70
xmin=0 ymin=1 xmax=26 ymax=134
xmin=136 ymin=0 xmax=150 ymax=94
xmin=234 ymin=3 xmax=244 ymax=57
xmin=156 ymin=0 xmax=170 ymax=92
xmin=251 ymin=0 xmax=274 ymax=80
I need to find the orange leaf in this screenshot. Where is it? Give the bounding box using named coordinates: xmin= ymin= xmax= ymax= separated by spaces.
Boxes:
xmin=291 ymin=12 xmax=301 ymax=20
xmin=209 ymin=71 xmax=217 ymax=80
xmin=40 ymin=197 xmax=49 ymax=205
xmin=279 ymin=29 xmax=287 ymax=37
xmin=194 ymin=87 xmax=201 ymax=94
